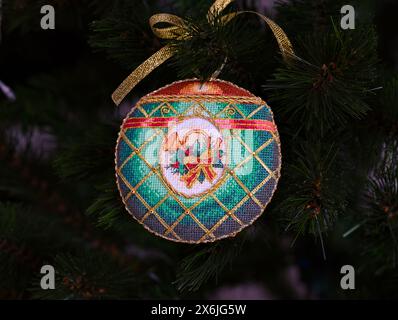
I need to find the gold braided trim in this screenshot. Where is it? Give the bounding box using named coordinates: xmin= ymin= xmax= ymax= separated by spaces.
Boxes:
xmin=140 ymin=95 xmax=263 ymax=105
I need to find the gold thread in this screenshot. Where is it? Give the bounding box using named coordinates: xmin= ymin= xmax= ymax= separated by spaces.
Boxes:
xmin=124 ymin=170 xmax=154 ymax=202
xmin=211 ymin=193 xmax=243 ymax=225
xmin=247 ymin=104 xmax=265 ymax=119
xmin=141 ymin=194 xmax=169 ymax=223
xmin=130 ymin=136 xmax=216 ymax=239
xmin=117 ymin=168 xmax=182 ymax=240
xmin=119 ymin=131 xmax=160 ymax=172
xmin=232 ymin=132 xmax=278 ymax=181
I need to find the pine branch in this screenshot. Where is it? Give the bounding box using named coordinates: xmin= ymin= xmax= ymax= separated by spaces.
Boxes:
xmin=277 ymin=139 xmax=348 ymax=249
xmin=89 ymin=0 xmax=160 ymax=69
xmin=265 ymin=26 xmax=378 ymax=135
xmin=275 ymin=0 xmax=375 ymax=36
xmin=0 ymin=136 xmax=141 ymax=268
xmin=174 ymin=238 xmax=244 ymax=292
xmin=54 ymin=124 xmax=117 ymax=183
xmin=169 ymin=8 xmax=276 ymax=85
xmin=0 ymin=202 xmax=80 ymax=297
xmin=377 ymin=76 xmax=398 ymax=138
xmin=359 ymin=140 xmax=398 ymax=273
xmin=86 ymin=181 xmax=125 ymax=230
xmin=30 ymin=252 xmax=143 ymax=299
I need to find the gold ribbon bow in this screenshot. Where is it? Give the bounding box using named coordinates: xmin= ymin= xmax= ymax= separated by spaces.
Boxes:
xmin=182 ymin=163 xmax=218 ymax=189
xmin=111 ymin=0 xmax=294 ymax=106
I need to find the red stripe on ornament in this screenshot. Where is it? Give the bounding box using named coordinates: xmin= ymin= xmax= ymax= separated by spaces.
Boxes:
xmin=123 ymin=117 xmax=276 ymax=132
xmin=215 ymin=119 xmax=276 ymax=132
xmin=124 ymin=117 xmax=178 ymax=128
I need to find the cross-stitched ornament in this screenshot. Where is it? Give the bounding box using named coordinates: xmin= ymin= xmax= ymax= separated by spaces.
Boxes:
xmin=115 ymin=79 xmax=281 ymax=243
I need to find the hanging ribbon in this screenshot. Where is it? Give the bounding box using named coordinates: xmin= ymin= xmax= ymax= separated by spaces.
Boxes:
xmin=111 ymin=0 xmax=294 ymax=106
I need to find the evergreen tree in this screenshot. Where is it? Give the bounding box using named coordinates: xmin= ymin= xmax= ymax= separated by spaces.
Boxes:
xmin=0 ymin=0 xmax=397 ymax=299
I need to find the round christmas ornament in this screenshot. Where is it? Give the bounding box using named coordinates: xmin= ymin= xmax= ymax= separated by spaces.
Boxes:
xmin=112 ymin=0 xmax=294 ymax=243
xmin=115 ymin=79 xmax=281 ymax=243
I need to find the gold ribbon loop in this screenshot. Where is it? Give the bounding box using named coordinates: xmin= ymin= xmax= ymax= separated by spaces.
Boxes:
xmin=149 ymin=14 xmax=187 ymax=40
xmin=208 ymin=0 xmax=233 ymax=22
xmin=112 ymin=0 xmax=294 ymax=106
